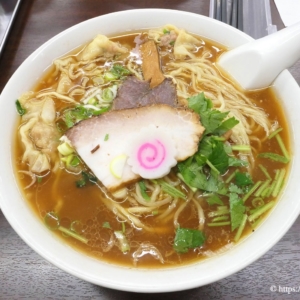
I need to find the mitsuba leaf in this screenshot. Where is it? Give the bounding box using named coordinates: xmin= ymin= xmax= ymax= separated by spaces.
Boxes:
xmin=190 ymin=170 xmax=227 ymax=195
xmin=138 ymin=181 xmax=150 ymax=201
xmin=111 ymin=64 xmax=131 ymax=78
xmin=258 ymin=152 xmax=289 ymax=163
xmin=188 ymin=92 xmax=239 ymax=136
xmin=213 ymin=117 xmax=239 ymax=136
xmin=76 ymin=171 xmax=97 ymax=187
xmin=235 ymin=172 xmax=253 ymax=186
xmin=229 ymin=193 xmax=246 ymax=231
xmin=207 ymin=140 xmax=229 ymax=174
xmin=228 ymin=183 xmax=243 ymax=194
xmin=206 ymin=194 xmax=224 ymax=206
xmin=173 ymin=228 xmax=205 ymax=253
xmin=228 ymin=157 xmax=249 ymax=167
xmin=187 ymin=92 xmax=213 ymax=115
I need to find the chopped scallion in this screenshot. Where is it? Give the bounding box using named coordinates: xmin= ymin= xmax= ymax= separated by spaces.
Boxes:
xmin=57 ymin=142 xmax=74 ymax=156
xmin=15 ymin=99 xmax=26 ymax=116
xmin=252 ymin=197 xmax=264 ymax=208
xmin=104 ymin=72 xmax=118 ymax=81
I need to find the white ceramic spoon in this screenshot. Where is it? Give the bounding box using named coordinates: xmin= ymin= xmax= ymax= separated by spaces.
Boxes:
xmin=217 ymin=21 xmax=300 ymax=90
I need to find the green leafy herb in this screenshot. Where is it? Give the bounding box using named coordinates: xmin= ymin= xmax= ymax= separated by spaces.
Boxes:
xmin=163 ymin=28 xmax=170 ymax=34
xmin=228 ymin=157 xmax=248 ymax=167
xmin=138 ymin=181 xmax=150 ymax=201
xmin=15 ymin=100 xmax=26 ymax=116
xmin=155 ymin=179 xmax=186 ymax=199
xmin=178 ymin=92 xmax=240 ymax=195
xmin=206 ymin=194 xmax=224 ymax=206
xmin=187 ymin=92 xmax=238 ymax=136
xmin=235 ymin=172 xmax=253 ymax=187
xmin=76 ymin=171 xmax=97 ymax=188
xmin=102 ymin=222 xmax=111 ymax=229
xmin=229 ymin=193 xmax=246 ymax=231
xmin=70 ymin=155 xmax=80 ymax=167
xmin=173 ymin=228 xmax=206 ymax=253
xmin=63 ymin=105 xmax=109 ymax=128
xmin=111 ymin=64 xmax=131 ymax=78
xmin=104 ymin=134 xmax=109 ymax=141
xmin=228 ymin=183 xmax=243 ymax=194
xmin=213 ymin=117 xmax=239 ymax=136
xmin=258 ymin=152 xmax=289 ymax=163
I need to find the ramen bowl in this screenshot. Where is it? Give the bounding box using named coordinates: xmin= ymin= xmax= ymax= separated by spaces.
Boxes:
xmin=0 ymin=9 xmax=300 ymax=292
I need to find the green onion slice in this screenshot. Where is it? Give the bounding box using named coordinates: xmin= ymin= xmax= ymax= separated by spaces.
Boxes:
xmin=15 ymin=99 xmax=26 ymax=116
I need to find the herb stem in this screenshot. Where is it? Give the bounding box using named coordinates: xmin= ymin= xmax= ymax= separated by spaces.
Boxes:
xmin=212 ymin=216 xmax=229 ymax=222
xmin=272 ymin=168 xmax=286 ymax=197
xmin=225 ymin=169 xmax=238 ymax=184
xmin=268 ymin=128 xmax=283 ymax=139
xmin=242 ymin=181 xmax=262 ymax=203
xmin=207 ymin=221 xmax=231 ymax=227
xmin=58 ymin=226 xmax=88 ymax=244
xmin=231 ymin=145 xmax=251 ymax=152
xmin=248 ymin=201 xmax=275 ymax=222
xmin=208 ymin=209 xmax=230 ymax=218
xmin=234 ymin=214 xmax=247 ymax=242
xmin=254 ymin=179 xmax=271 ymax=197
xmin=206 ymin=159 xmax=220 ymax=175
xmin=275 ymin=134 xmax=290 ymax=161
xmin=258 ymin=164 xmax=271 ymax=180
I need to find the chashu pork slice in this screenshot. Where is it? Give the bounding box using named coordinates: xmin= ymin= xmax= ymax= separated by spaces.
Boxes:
xmin=65 ymin=104 xmax=205 ymax=191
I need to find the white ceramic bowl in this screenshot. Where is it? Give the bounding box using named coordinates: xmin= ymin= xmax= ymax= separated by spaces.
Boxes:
xmin=1 ymin=9 xmax=300 ymax=293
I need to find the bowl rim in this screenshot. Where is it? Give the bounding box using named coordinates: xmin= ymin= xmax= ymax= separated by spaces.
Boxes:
xmin=1 ymin=8 xmax=300 ymax=293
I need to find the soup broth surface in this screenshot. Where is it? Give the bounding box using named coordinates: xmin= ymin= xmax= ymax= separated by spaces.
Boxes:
xmin=14 ymin=28 xmax=290 ymax=268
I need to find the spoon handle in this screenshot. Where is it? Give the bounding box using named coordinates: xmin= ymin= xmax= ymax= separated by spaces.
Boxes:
xmin=217 ymin=21 xmax=300 ymax=90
